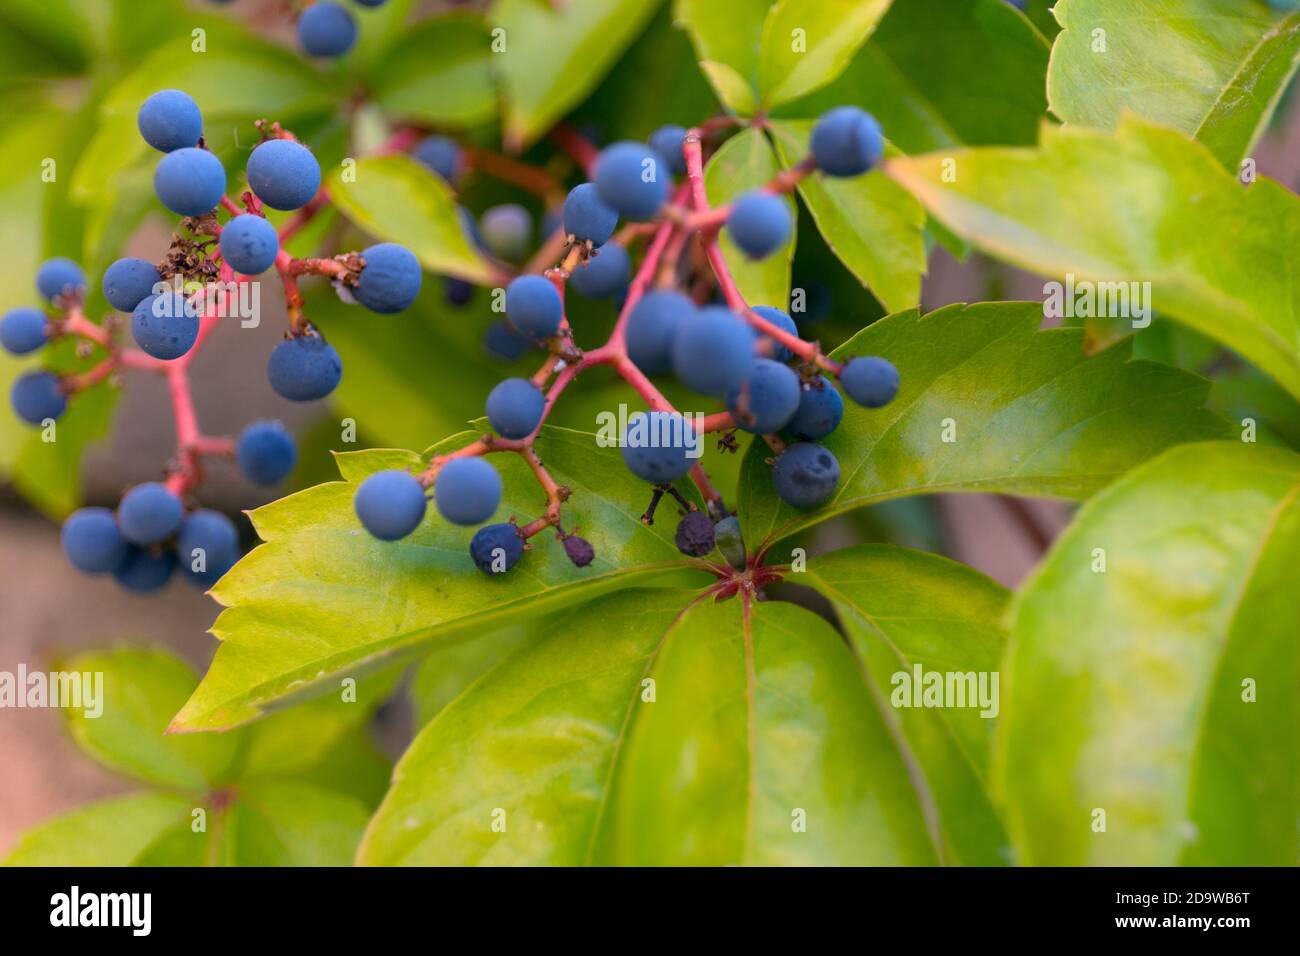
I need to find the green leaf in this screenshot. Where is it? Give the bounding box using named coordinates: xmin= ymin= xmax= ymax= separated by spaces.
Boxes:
xmin=778 ymin=0 xmax=1050 ymax=153
xmin=327 ymin=155 xmax=496 ymax=284
xmin=738 ymin=302 xmax=1231 ymax=548
xmin=172 ymin=429 xmax=710 ymax=732
xmin=674 ymin=0 xmax=772 ymax=113
xmin=704 ymin=127 xmax=794 ymax=310
xmin=217 ymin=781 xmax=371 ymax=866
xmin=492 ymin=0 xmax=663 ymax=150
xmin=996 ymin=441 xmax=1300 ymax=865
xmin=804 ymin=545 xmax=1010 ymax=865
xmin=360 ymin=590 xmax=938 ymax=865
xmin=2 ymin=792 xmax=192 ymax=867
xmin=757 ymin=0 xmax=891 ymax=108
xmin=60 ymin=648 xmax=239 ymax=791
xmin=367 ymin=13 xmax=497 ymax=128
xmin=769 ymin=121 xmax=925 ymax=312
xmin=409 ymin=624 xmax=533 ymax=728
xmin=1048 ymin=0 xmax=1300 ymax=170
xmin=887 ymin=118 xmax=1300 ymax=400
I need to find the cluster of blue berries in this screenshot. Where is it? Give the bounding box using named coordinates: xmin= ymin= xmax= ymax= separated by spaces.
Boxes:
xmin=349 ymin=106 xmax=894 ymax=577
xmin=59 ymin=420 xmax=295 ymax=593
xmin=4 ymin=259 xmax=86 ymax=426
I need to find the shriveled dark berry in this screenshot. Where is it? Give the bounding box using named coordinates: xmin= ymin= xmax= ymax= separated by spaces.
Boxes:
xmin=563 ymin=534 xmax=595 ymax=567
xmin=675 ymin=510 xmax=716 ymax=557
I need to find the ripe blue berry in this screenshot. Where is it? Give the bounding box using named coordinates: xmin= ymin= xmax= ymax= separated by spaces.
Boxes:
xmin=435 ymin=457 xmax=502 ymax=526
xmin=626 ymin=290 xmax=692 ymax=375
xmin=1 ymin=307 xmax=48 ymax=355
xmin=61 ymin=507 xmax=128 ymax=574
xmin=483 ymin=320 xmax=534 ymax=361
xmin=413 ymin=136 xmax=463 ymax=185
xmin=219 ymin=214 xmax=279 ymax=275
xmin=36 ymin=258 xmax=86 ymax=303
xmin=298 ymin=1 xmax=357 ymax=56
xmin=177 ymin=509 xmax=240 ymax=588
xmin=246 ymin=139 xmax=321 ymax=211
xmin=479 ymin=204 xmax=533 ymax=261
xmin=728 ymin=191 xmax=791 ymax=259
xmin=672 ymin=306 xmax=754 ymax=397
xmin=569 ymin=242 xmax=629 ymax=299
xmin=505 ymin=275 xmax=562 ymax=341
xmin=486 ymin=377 xmax=546 ymax=439
xmin=118 ymin=482 xmax=183 ymax=545
xmin=354 ymin=243 xmax=422 ymax=313
xmin=649 ymin=125 xmax=687 ymax=176
xmin=470 ymin=522 xmax=523 ymax=574
xmin=787 ymin=376 xmax=844 ymax=441
xmin=267 ymin=333 xmax=342 ymax=401
xmin=131 ymin=292 xmax=199 ymax=361
xmin=772 ymin=442 xmax=841 ymax=509
xmin=11 ymin=371 xmax=66 ymax=425
xmin=154 ymin=147 xmax=226 ymax=217
xmin=562 ymin=183 xmax=618 ymax=245
xmin=113 ymin=546 xmax=176 ymax=593
xmin=726 ymin=359 xmax=801 ymax=435
xmin=236 ymin=420 xmax=297 ymax=486
xmin=594 ymin=141 xmax=668 ymax=220
xmin=621 ymin=411 xmax=697 ymax=483
xmin=840 ymin=356 xmax=900 ymax=408
xmin=355 ymin=470 xmax=428 ymax=541
xmin=137 ymin=90 xmax=202 ymax=153
xmin=102 ymin=258 xmax=162 ymax=312
xmin=752 ymin=305 xmax=798 ymax=362
xmin=810 ymin=107 xmax=884 ymax=177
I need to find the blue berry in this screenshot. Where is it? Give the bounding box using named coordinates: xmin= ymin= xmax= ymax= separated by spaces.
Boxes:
xmin=131 ymin=292 xmax=199 ymax=361
xmin=840 ymin=356 xmax=900 ymax=408
xmin=726 ymin=359 xmax=801 ymax=434
xmin=483 ymin=320 xmax=534 ymax=361
xmin=505 ymin=274 xmax=562 ymax=341
xmin=354 ymin=0 xmax=388 ymax=5
xmin=791 ymin=280 xmax=833 ymax=325
xmin=113 ymin=546 xmax=176 ymax=593
xmin=562 ymin=183 xmax=618 ymax=245
xmin=118 ymin=482 xmax=183 ymax=545
xmin=61 ymin=507 xmax=128 ymax=574
xmin=354 ymin=243 xmax=422 ymax=313
xmin=626 ymin=290 xmax=692 ymax=375
xmin=154 ymin=147 xmax=226 ymax=217
xmin=177 ymin=509 xmax=240 ymax=588
xmin=672 ymin=306 xmax=754 ymax=396
xmin=810 ymin=107 xmax=884 ymax=177
xmin=480 ymin=204 xmax=533 ymax=261
xmin=413 ymin=136 xmax=462 ymax=184
xmin=246 ymin=139 xmax=321 ymax=211
xmin=595 ymin=141 xmax=668 ymax=220
xmin=236 ymin=420 xmax=297 ymax=485
xmin=649 ymin=125 xmax=687 ymax=176
xmin=355 ymin=470 xmax=428 ymax=541
xmin=1 ymin=307 xmax=48 ymax=355
xmin=470 ymin=523 xmax=523 ymax=575
xmin=267 ymin=333 xmax=342 ymax=401
xmin=620 ymin=411 xmax=697 ymax=483
xmin=787 ymin=376 xmax=844 ymax=441
xmin=569 ymin=242 xmax=629 ymax=298
xmin=102 ymin=258 xmax=162 ymax=312
xmin=752 ymin=305 xmax=798 ymax=362
xmin=137 ymin=90 xmax=202 ymax=153
xmin=218 ymin=214 xmax=278 ymax=274
xmin=445 ymin=277 xmax=474 ymax=306
xmin=675 ymin=510 xmax=714 ymax=557
xmin=11 ymin=371 xmax=66 ymax=425
xmin=487 ymin=377 xmax=546 ymax=439
xmin=772 ymin=442 xmax=840 ymax=509
xmin=435 ymin=457 xmax=502 ymax=526
xmin=298 ymin=1 xmax=357 ymax=56
xmin=36 ymin=258 xmax=85 ymax=303
xmin=728 ymin=191 xmax=791 ymax=259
